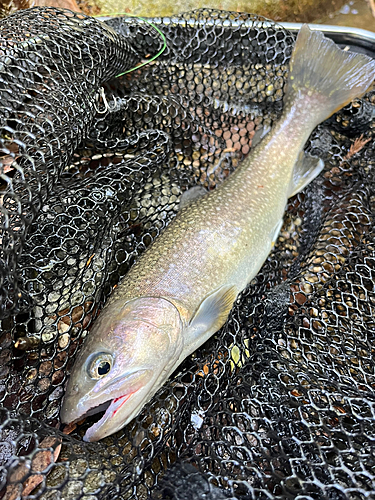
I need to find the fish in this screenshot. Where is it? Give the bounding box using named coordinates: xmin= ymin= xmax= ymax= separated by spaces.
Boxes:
xmin=60 ymin=25 xmax=375 ymax=441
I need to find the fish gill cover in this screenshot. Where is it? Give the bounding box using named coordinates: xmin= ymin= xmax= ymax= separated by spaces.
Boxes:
xmin=0 ymin=6 xmax=374 ymax=499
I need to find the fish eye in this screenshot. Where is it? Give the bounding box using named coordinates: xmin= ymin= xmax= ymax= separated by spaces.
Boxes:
xmin=88 ymin=353 xmax=113 ymax=380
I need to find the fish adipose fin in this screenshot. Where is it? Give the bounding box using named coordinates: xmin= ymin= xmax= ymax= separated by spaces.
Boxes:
xmin=288 ymin=153 xmax=324 ymax=197
xmin=179 ymin=185 xmax=208 ymax=210
xmin=271 ymin=218 xmax=284 ymax=248
xmin=186 ymin=285 xmax=237 ymax=344
xmin=251 ymin=124 xmax=272 ymax=149
xmin=287 ymin=25 xmax=375 ymax=122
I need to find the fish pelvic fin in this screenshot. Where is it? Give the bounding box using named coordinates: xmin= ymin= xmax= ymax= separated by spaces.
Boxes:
xmin=286 ymin=25 xmax=375 ymax=122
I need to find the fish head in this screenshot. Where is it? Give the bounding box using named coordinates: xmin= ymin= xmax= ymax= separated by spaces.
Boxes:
xmin=60 ymin=296 xmax=184 ymax=441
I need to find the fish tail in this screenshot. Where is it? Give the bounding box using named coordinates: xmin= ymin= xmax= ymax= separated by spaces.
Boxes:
xmin=286 ymin=25 xmax=375 ymax=122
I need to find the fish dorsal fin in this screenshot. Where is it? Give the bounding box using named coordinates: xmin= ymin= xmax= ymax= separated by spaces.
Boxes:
xmin=179 ymin=185 xmax=208 ymax=210
xmin=184 ymin=285 xmax=238 ymax=352
xmin=288 ymin=152 xmax=324 ymax=198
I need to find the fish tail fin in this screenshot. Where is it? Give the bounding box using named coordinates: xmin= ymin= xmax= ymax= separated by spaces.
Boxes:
xmin=286 ymin=25 xmax=375 ymax=123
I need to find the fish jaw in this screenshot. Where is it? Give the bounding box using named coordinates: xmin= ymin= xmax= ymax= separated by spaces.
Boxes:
xmin=60 ymin=297 xmax=185 ymax=441
xmin=60 ymin=367 xmax=152 ymax=437
xmin=84 ymin=393 xmax=134 ymax=442
xmin=81 ymin=369 xmax=154 ymax=442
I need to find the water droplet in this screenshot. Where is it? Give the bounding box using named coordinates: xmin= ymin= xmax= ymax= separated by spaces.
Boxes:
xmin=339 ymin=4 xmax=350 ymax=14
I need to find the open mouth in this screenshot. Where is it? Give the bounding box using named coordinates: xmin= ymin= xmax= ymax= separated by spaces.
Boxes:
xmin=79 ymin=392 xmax=134 ymax=421
xmin=61 ymin=368 xmax=153 ymax=441
xmin=77 ymin=369 xmax=152 ymax=441
xmin=80 ymin=392 xmax=135 ymax=441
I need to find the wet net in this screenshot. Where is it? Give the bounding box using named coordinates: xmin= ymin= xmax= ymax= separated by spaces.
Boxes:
xmin=0 ymin=6 xmax=375 ymax=500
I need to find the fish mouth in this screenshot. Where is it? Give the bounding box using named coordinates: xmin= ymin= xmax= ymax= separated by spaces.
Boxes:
xmin=72 ymin=369 xmax=152 ymax=441
xmin=80 ymin=392 xmax=136 ymax=441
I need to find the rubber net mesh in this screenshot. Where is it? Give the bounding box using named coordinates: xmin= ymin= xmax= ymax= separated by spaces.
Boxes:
xmin=0 ymin=7 xmax=375 ymax=500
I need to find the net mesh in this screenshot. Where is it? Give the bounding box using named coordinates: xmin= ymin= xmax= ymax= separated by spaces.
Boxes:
xmin=0 ymin=7 xmax=375 ymax=500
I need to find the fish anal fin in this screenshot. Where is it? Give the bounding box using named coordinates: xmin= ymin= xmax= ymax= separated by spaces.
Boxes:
xmin=288 ymin=152 xmax=324 ymax=198
xmin=186 ymin=285 xmax=238 ymax=343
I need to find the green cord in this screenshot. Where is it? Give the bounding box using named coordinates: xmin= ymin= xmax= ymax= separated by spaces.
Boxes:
xmin=96 ymin=13 xmax=167 ymax=77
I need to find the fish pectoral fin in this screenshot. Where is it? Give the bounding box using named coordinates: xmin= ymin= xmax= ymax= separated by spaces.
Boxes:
xmin=187 ymin=285 xmax=238 ymax=342
xmin=288 ymin=152 xmax=324 ymax=198
xmin=179 ymin=185 xmax=208 ymax=210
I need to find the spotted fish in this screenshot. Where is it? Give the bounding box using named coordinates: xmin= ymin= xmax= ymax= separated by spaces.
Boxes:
xmin=61 ymin=25 xmax=375 ymax=441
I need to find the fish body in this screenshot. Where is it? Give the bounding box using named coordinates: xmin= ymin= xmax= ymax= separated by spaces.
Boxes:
xmin=61 ymin=25 xmax=375 ymax=441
